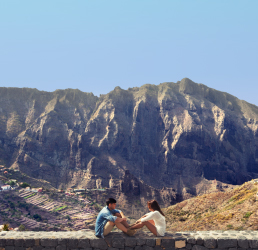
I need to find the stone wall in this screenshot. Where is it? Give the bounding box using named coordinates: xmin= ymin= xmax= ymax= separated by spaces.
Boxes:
xmin=0 ymin=230 xmax=258 ymax=250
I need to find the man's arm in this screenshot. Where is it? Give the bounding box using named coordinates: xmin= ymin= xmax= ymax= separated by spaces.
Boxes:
xmin=120 ymin=211 xmax=126 ymax=218
xmin=115 ymin=217 xmax=126 ymax=223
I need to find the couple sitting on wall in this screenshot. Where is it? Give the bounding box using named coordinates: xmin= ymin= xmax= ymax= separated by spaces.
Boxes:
xmin=95 ymin=198 xmax=166 ymax=238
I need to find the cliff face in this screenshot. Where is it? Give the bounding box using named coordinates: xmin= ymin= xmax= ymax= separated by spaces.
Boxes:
xmin=1 ymin=79 xmax=258 ymax=198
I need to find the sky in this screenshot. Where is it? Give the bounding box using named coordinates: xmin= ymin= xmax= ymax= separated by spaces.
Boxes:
xmin=0 ymin=0 xmax=258 ymax=106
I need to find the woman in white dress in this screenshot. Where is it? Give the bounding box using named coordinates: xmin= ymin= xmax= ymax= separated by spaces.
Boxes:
xmin=129 ymin=200 xmax=166 ymax=236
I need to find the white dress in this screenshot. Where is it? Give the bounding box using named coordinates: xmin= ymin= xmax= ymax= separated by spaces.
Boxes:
xmin=140 ymin=210 xmax=166 ymax=236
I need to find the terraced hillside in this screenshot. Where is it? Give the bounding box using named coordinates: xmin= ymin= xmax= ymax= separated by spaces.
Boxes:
xmin=0 ymin=189 xmax=97 ymax=231
xmin=165 ymin=179 xmax=258 ymax=231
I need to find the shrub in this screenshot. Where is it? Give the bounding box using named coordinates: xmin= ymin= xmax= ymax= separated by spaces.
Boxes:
xmin=243 ymin=212 xmax=252 ymax=218
xmin=227 ymin=224 xmax=233 ymax=229
xmin=179 ymin=217 xmax=187 ymax=221
xmin=9 ymin=202 xmax=15 ymax=209
xmin=7 ymin=181 xmax=16 ymax=186
xmin=20 ymin=182 xmax=30 ymax=188
xmin=3 ymin=224 xmax=9 ymax=231
xmin=65 ymin=215 xmax=71 ymax=221
xmin=18 ymin=224 xmax=26 ymax=231
xmin=33 ymin=214 xmax=42 ymax=221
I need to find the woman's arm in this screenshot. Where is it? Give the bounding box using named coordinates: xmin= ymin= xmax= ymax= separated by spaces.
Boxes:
xmin=141 ymin=211 xmax=158 ymax=222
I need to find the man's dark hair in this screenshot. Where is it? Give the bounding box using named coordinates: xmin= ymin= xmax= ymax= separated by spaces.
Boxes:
xmin=106 ymin=198 xmax=116 ymax=206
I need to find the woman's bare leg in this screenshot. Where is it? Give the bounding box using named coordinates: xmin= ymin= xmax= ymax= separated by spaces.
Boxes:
xmin=130 ymin=221 xmax=157 ymax=236
xmin=149 ymin=220 xmax=155 ymax=226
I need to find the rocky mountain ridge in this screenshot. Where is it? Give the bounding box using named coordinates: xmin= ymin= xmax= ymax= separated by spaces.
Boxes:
xmin=1 ymin=78 xmax=258 ymax=202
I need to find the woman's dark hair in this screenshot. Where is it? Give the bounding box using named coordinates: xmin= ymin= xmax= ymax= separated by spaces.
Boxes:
xmin=106 ymin=198 xmax=116 ymax=206
xmin=147 ymin=200 xmax=165 ymax=216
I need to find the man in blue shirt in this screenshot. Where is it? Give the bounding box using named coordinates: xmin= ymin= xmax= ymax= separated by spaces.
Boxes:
xmin=95 ymin=198 xmax=136 ymax=238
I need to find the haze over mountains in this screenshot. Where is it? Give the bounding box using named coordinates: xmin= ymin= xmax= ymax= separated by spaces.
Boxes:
xmin=1 ymin=78 xmax=258 ymax=200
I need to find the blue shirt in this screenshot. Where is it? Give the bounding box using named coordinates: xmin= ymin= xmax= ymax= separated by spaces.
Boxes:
xmin=95 ymin=206 xmax=121 ymax=238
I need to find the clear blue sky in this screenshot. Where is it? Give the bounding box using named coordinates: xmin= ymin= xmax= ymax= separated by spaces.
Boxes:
xmin=1 ymin=1 xmax=258 ymax=105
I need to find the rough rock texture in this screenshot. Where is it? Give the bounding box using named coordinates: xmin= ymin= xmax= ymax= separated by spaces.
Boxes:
xmin=1 ymin=230 xmax=258 ymax=250
xmin=1 ymin=78 xmax=258 ymax=201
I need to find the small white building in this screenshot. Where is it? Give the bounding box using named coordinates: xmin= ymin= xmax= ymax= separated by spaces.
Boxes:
xmin=1 ymin=185 xmax=11 ymax=191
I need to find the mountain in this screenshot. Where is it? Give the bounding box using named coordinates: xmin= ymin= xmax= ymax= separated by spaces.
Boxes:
xmin=0 ymin=78 xmax=258 ymax=201
xmin=165 ymin=179 xmax=258 ymax=231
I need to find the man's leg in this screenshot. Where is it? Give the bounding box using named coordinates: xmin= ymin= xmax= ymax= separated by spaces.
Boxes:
xmin=104 ymin=220 xmax=129 ymax=235
xmin=103 ymin=221 xmax=115 ymax=236
xmin=114 ymin=220 xmax=129 ymax=233
xmin=114 ymin=213 xmax=130 ymax=228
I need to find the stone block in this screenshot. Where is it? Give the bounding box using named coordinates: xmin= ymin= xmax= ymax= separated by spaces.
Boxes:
xmin=32 ymin=246 xmax=43 ymax=250
xmin=196 ymin=238 xmax=204 ymax=246
xmin=249 ymin=238 xmax=258 ymax=249
xmin=40 ymin=239 xmax=58 ymax=247
xmin=142 ymin=246 xmax=154 ymax=250
xmin=161 ymin=239 xmax=175 ymax=248
xmin=238 ymin=237 xmax=249 ymax=249
xmin=228 ymin=248 xmax=237 ymax=250
xmin=187 ymin=239 xmax=196 ymax=245
xmin=146 ymin=239 xmax=155 ymax=247
xmin=34 ymin=240 xmax=40 ymax=246
xmin=125 ymin=247 xmax=134 ymax=250
xmin=90 ymin=239 xmax=108 ymax=249
xmin=186 ymin=244 xmax=192 ymax=249
xmin=56 ymin=245 xmax=67 ymax=250
xmin=24 ymin=239 xmax=34 ymax=248
xmin=107 ymin=248 xmax=119 ymax=250
xmin=15 ymin=247 xmax=25 ymax=250
xmin=6 ymin=240 xmax=15 ymax=246
xmin=112 ymin=239 xmax=124 ymax=249
xmin=175 ymin=241 xmax=186 ymax=249
xmin=192 ymin=245 xmax=208 ymax=250
xmin=156 ymin=239 xmax=161 ymax=246
xmin=81 ymin=248 xmax=92 ymax=250
xmin=0 ymin=239 xmax=6 ymax=247
xmin=15 ymin=240 xmax=25 ymax=247
xmin=203 ymin=237 xmax=217 ymax=249
xmin=137 ymin=240 xmax=146 ymax=246
xmin=217 ymin=238 xmax=237 ymax=249
xmin=153 ymin=246 xmax=162 ymax=250
xmin=125 ymin=239 xmax=137 ymax=247
xmin=78 ymin=240 xmax=90 ymax=249
xmin=135 ymin=246 xmax=142 ymax=250
xmin=45 ymin=248 xmax=56 ymax=250
xmin=58 ymin=239 xmax=67 ymax=246
xmin=68 ymin=239 xmax=79 ymax=249
xmin=6 ymin=247 xmax=15 ymax=250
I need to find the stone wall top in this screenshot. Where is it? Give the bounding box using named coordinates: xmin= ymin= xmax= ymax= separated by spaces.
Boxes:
xmin=1 ymin=230 xmax=258 ymax=239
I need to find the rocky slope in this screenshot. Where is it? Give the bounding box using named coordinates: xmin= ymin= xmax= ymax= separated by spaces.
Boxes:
xmin=1 ymin=78 xmax=258 ymax=203
xmin=165 ymin=179 xmax=258 ymax=231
